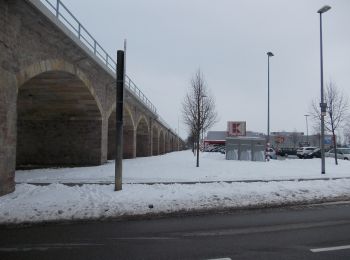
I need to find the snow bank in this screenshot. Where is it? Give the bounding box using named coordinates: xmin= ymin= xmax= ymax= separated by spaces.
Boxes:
xmin=1 ymin=179 xmax=350 ymax=224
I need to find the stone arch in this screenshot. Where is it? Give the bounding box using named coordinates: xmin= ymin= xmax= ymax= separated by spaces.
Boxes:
xmin=108 ymin=104 xmax=136 ymax=159
xmin=136 ymin=116 xmax=150 ymax=157
xmin=16 ymin=59 xmax=103 ymax=115
xmin=159 ymin=129 xmax=165 ymax=155
xmin=16 ymin=60 xmax=104 ymax=168
xmin=152 ymin=125 xmax=159 ymax=156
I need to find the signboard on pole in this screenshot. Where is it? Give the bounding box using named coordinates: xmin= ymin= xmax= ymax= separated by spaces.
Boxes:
xmin=227 ymin=121 xmax=246 ymax=136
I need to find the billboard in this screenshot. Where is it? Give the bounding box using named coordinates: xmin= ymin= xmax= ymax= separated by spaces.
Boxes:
xmin=227 ymin=121 xmax=246 ymax=136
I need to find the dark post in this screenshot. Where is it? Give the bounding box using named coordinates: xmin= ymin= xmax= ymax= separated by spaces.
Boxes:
xmin=115 ymin=50 xmax=125 ymax=191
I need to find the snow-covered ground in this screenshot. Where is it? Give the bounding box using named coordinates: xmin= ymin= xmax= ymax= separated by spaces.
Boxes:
xmin=15 ymin=150 xmax=350 ymax=183
xmin=1 ymin=151 xmax=350 ymax=225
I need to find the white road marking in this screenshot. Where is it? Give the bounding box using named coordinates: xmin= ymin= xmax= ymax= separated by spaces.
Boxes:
xmin=0 ymin=243 xmax=104 ymax=252
xmin=311 ymin=245 xmax=350 ymax=253
xmin=206 ymin=258 xmax=231 ymax=260
xmin=110 ymin=237 xmax=176 ymax=240
xmin=176 ymin=220 xmax=350 ymax=237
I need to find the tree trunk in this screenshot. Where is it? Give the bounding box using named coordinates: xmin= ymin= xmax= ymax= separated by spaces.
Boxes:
xmin=332 ymin=128 xmax=338 ymax=165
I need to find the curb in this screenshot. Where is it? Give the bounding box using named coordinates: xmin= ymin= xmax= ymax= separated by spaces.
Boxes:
xmin=15 ymin=176 xmax=350 ymax=186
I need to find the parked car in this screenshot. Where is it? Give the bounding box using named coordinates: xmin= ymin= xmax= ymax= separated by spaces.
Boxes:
xmin=276 ymin=147 xmax=297 ymax=157
xmin=304 ymin=148 xmax=321 ymax=159
xmin=219 ymin=147 xmax=226 ymax=154
xmin=296 ymin=146 xmax=317 ymax=158
xmin=265 ymin=148 xmax=277 ymax=160
xmin=326 ymin=148 xmax=350 ymax=160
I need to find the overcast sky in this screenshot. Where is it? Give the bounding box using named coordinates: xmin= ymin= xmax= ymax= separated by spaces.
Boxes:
xmin=61 ymin=0 xmax=350 ymax=139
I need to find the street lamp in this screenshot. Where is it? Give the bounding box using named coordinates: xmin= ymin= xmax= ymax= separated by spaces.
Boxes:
xmin=267 ymin=51 xmax=274 ymax=145
xmin=201 ymin=95 xmax=207 ymax=145
xmin=317 ymin=5 xmax=331 ymax=174
xmin=304 ymin=114 xmax=309 ymax=144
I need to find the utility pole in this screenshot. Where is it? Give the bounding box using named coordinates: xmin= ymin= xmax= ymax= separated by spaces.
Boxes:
xmin=196 ymin=94 xmax=200 ymax=167
xmin=304 ymin=114 xmax=309 ymax=144
xmin=115 ymin=49 xmax=125 ymax=191
xmin=266 ymin=51 xmax=274 ymax=145
xmin=317 ymin=5 xmax=331 ymax=174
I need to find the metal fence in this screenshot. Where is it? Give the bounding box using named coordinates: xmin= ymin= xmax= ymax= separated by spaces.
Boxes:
xmin=41 ymin=0 xmax=157 ymax=114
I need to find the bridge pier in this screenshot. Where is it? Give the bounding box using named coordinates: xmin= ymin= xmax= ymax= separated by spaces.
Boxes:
xmin=0 ymin=70 xmax=17 ymax=196
xmin=152 ymin=126 xmax=159 ymax=156
xmin=136 ymin=117 xmax=150 ymax=157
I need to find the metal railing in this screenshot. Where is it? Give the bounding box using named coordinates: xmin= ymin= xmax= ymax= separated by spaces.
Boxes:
xmin=41 ymin=0 xmax=157 ymax=114
xmin=157 ymin=116 xmax=177 ymax=136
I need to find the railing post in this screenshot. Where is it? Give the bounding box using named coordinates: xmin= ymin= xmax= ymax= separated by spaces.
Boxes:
xmin=94 ymin=41 xmax=97 ymax=54
xmin=78 ymin=23 xmax=81 ymax=39
xmin=56 ymin=0 xmax=60 ymax=17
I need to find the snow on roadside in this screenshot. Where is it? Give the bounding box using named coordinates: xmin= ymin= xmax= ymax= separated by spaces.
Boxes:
xmin=1 ymin=179 xmax=350 ymax=224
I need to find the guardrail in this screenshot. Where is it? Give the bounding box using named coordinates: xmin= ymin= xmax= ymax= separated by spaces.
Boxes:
xmin=41 ymin=0 xmax=157 ymax=114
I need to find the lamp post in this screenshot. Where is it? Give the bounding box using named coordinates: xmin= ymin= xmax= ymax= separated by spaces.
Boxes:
xmin=317 ymin=5 xmax=331 ymax=175
xmin=201 ymin=95 xmax=207 ymax=146
xmin=304 ymin=114 xmax=309 ymax=144
xmin=267 ymin=52 xmax=274 ymax=145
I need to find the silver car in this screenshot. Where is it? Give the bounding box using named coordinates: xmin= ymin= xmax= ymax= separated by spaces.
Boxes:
xmin=296 ymin=146 xmax=317 ymax=159
xmin=326 ymin=148 xmax=350 ymax=160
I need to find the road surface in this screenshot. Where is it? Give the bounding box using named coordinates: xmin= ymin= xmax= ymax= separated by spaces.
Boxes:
xmin=1 ymin=202 xmax=350 ymax=259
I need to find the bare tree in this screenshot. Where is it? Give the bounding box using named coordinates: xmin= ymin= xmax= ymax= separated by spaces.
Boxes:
xmin=310 ymin=81 xmax=349 ymax=165
xmin=182 ymin=69 xmax=218 ymax=167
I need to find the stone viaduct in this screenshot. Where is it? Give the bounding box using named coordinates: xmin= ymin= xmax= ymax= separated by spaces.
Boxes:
xmin=0 ymin=0 xmax=185 ymax=196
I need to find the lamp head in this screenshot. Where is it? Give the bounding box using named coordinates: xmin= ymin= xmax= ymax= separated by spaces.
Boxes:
xmin=267 ymin=52 xmax=274 ymax=57
xmin=317 ymin=5 xmax=331 ymax=14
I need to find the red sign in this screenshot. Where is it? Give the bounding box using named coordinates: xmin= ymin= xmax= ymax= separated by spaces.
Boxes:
xmin=227 ymin=121 xmax=246 ymax=136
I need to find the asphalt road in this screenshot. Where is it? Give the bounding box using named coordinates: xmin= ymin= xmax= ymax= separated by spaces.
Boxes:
xmin=1 ymin=202 xmax=350 ymax=260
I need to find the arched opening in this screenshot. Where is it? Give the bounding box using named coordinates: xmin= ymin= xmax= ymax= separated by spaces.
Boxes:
xmin=159 ymin=130 xmax=165 ymax=154
xmin=108 ymin=106 xmax=135 ymax=159
xmin=152 ymin=126 xmax=159 ymax=156
xmin=17 ymin=71 xmax=102 ymax=168
xmin=136 ymin=117 xmax=150 ymax=157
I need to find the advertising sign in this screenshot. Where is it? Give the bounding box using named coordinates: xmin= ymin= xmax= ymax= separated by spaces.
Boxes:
xmin=227 ymin=121 xmax=246 ymax=136
xmin=324 ymin=136 xmax=332 ymax=145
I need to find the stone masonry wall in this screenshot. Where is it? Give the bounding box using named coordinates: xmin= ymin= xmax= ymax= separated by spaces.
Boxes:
xmin=0 ymin=0 xmax=174 ymax=196
xmin=17 ymin=119 xmax=102 ymax=167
